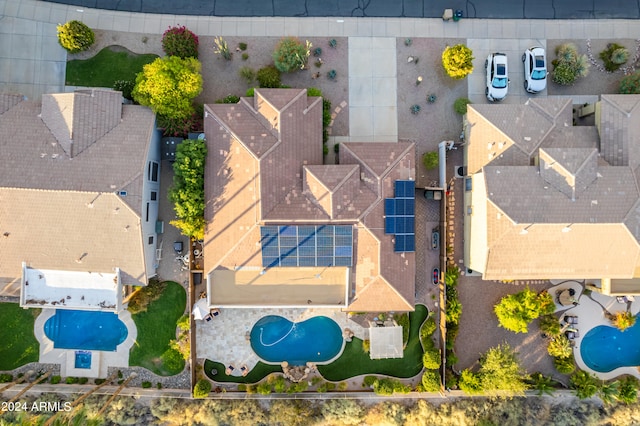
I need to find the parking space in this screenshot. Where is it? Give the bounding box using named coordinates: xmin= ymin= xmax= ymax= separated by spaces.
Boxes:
xmin=467 ymin=38 xmax=548 ymax=104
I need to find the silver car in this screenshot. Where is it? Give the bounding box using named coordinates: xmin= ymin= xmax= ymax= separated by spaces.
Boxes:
xmin=522 ymin=46 xmax=547 ymax=93
xmin=485 ymin=53 xmax=508 ymax=102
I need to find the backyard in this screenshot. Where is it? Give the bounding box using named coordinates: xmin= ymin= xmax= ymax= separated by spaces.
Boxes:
xmin=0 ymin=303 xmax=39 ymax=370
xmin=129 ymin=281 xmax=187 ymax=376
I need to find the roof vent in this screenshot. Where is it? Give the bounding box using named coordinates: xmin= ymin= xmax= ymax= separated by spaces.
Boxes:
xmin=118 ymin=190 xmax=127 ymax=196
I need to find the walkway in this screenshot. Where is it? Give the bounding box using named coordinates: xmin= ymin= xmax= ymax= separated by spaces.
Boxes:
xmin=40 ymin=0 xmax=640 ymax=19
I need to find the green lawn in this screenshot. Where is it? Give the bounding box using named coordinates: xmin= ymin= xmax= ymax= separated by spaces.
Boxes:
xmin=129 ymin=281 xmax=186 ymax=376
xmin=65 ymin=47 xmax=158 ymax=87
xmin=0 ymin=303 xmax=39 ymax=370
xmin=317 ymin=304 xmax=429 ymax=381
xmin=204 ymin=359 xmax=282 ymax=384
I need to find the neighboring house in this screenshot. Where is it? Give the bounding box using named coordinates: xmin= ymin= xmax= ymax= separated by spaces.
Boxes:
xmin=203 ymin=88 xmax=416 ymax=312
xmin=464 ymin=95 xmax=640 ymax=295
xmin=0 ymin=90 xmax=161 ymax=312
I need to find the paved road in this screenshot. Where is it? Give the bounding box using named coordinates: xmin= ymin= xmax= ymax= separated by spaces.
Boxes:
xmin=42 ymin=0 xmax=640 ymax=19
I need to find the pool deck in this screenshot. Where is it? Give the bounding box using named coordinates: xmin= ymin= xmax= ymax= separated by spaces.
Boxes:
xmin=196 ymin=307 xmax=367 ymax=377
xmin=34 ymin=308 xmax=137 ymax=378
xmin=563 ymin=288 xmax=640 ymax=380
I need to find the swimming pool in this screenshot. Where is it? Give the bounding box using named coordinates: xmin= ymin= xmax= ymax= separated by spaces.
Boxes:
xmin=44 ymin=310 xmax=128 ymax=352
xmin=250 ymin=315 xmax=343 ymax=365
xmin=581 ymin=318 xmax=640 ymax=372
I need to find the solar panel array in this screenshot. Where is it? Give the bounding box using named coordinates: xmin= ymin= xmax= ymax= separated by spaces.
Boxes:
xmin=260 ymin=225 xmax=353 ymax=268
xmin=384 ymin=180 xmax=416 ymax=252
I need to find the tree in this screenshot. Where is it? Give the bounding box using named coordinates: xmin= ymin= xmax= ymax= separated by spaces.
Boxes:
xmin=612 ymin=311 xmax=636 ymax=331
xmin=422 ymin=151 xmax=439 ymax=170
xmin=571 ymin=371 xmax=600 ymax=399
xmin=620 ymin=71 xmax=640 ymax=94
xmin=617 ymin=376 xmax=638 ymax=404
xmin=458 ymin=369 xmax=483 ymax=395
xmin=478 ymin=343 xmax=529 ymax=397
xmin=423 ymin=349 xmax=441 ymax=370
xmin=599 ymin=381 xmax=620 ymax=405
xmin=547 ymin=335 xmax=573 ymax=358
xmin=364 ymin=401 xmax=407 ymax=426
xmin=421 ymin=370 xmax=441 ymax=392
xmin=193 ymin=379 xmax=211 ymax=398
xmin=272 ymin=37 xmax=311 ymax=72
xmin=57 ymin=20 xmax=95 ymax=53
xmin=530 ymin=372 xmax=555 ymax=396
xmin=494 ymin=288 xmax=555 ymax=333
xmin=132 ymin=56 xmax=203 ymax=120
xmin=162 ymin=25 xmax=199 ymax=59
xmin=442 ymin=44 xmax=474 ymax=79
xmin=539 ymin=314 xmax=562 ymax=337
xmin=321 ymin=399 xmax=365 ymax=425
xmin=169 ymin=138 xmax=207 ymax=239
xmin=553 ymin=353 xmax=575 ymax=374
xmin=268 ymin=400 xmax=318 ymax=426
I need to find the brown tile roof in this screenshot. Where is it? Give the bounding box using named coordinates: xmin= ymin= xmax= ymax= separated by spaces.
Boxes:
xmin=203 ymin=89 xmax=416 ymax=311
xmin=599 ymin=94 xmax=640 ymax=167
xmin=539 ymin=148 xmax=598 ymax=200
xmin=0 ymin=94 xmax=24 ymax=114
xmin=0 ymin=91 xmax=156 ymax=292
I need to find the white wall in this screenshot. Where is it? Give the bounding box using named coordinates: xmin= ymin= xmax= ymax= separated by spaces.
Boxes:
xmin=141 ymin=125 xmax=162 ymax=279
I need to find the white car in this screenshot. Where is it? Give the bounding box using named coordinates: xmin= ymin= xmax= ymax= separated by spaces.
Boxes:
xmin=522 ymin=46 xmax=547 ymax=93
xmin=485 ymin=53 xmax=508 ymax=102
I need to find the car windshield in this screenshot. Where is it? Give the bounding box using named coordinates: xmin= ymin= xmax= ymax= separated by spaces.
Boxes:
xmin=496 ymin=64 xmax=506 ymax=76
xmin=532 ymin=69 xmax=546 ymax=80
xmin=534 ymin=55 xmax=545 ymax=67
xmin=492 ymin=77 xmax=507 ymax=88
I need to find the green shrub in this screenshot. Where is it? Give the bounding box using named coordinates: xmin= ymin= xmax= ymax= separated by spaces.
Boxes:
xmin=156 ymin=382 xmax=162 ymax=389
xmin=313 ymin=47 xmax=322 ymax=57
xmin=420 ymin=317 xmax=437 ymax=343
xmin=128 ymin=279 xmax=167 ymax=314
xmin=619 ymin=71 xmax=640 ymax=94
xmin=328 ymin=39 xmax=337 ymax=48
xmin=94 ymin=379 xmax=106 ymax=385
xmin=239 ymin=66 xmax=255 ymax=85
xmin=239 ymin=42 xmax=248 ymax=51
xmin=50 ymin=375 xmax=61 ymax=384
xmin=422 ymin=151 xmax=438 ymax=170
xmin=552 ymin=62 xmax=578 ymax=85
xmin=142 ymin=381 xmax=152 ymax=388
xmin=327 ymin=69 xmax=337 ymax=80
xmin=0 ymin=374 xmax=12 ymax=383
xmin=273 ymin=37 xmax=311 ymax=72
xmin=286 ymin=381 xmax=308 ymax=393
xmin=215 ymin=95 xmax=240 ymax=104
xmin=257 ymin=65 xmax=282 ymax=88
xmin=117 ymin=370 xmax=123 ymax=379
xmin=547 ymin=335 xmax=572 ymax=358
xmin=617 ymin=376 xmax=638 ymax=404
xmin=65 ymin=377 xmax=78 ymax=384
xmin=307 ymin=87 xmax=322 ymax=97
xmin=157 ymin=109 xmax=203 ymax=138
xmin=160 ymin=348 xmax=185 ymax=373
xmin=454 ymin=98 xmax=471 ymax=115
xmin=442 ymin=44 xmax=474 ymax=79
xmin=362 ymin=339 xmax=370 ymax=353
xmin=373 ymin=378 xmax=410 ymax=396
xmin=317 ymin=382 xmax=336 ymax=392
xmin=411 ymin=104 xmax=421 ymax=115
xmin=552 ymin=43 xmax=590 ymax=85
xmin=539 ymin=315 xmax=561 ymax=337
xmin=334 ymin=143 xmax=339 ymax=154
xmin=57 ymin=20 xmax=95 ymax=54
xmin=612 ymin=311 xmax=636 ymax=331
xmin=494 ymin=288 xmax=555 ymax=334
xmin=421 ymin=370 xmax=441 ymax=392
xmin=193 ymin=379 xmax=211 ymax=398
xmin=78 ymin=377 xmax=88 ymax=385
xmin=257 ymin=381 xmax=272 ymax=395
xmin=213 ymin=36 xmax=232 ymax=60
xmin=571 ymin=371 xmax=600 ymax=399
xmin=162 ymin=25 xmax=199 ymax=59
xmin=246 ymin=87 xmax=256 ymax=97
xmin=363 ymin=376 xmax=377 ymax=387
xmin=422 ymin=349 xmax=441 ymax=369
xmin=113 ymin=80 xmax=135 ymax=101
xmin=237 ymin=384 xmax=247 ymax=391
xmin=599 ymin=43 xmax=629 ymax=71
xmin=242 ymin=53 xmax=249 ymax=60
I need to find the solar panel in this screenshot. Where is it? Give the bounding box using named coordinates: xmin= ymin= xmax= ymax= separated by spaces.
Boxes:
xmin=260 ymin=225 xmax=353 ymax=267
xmin=385 ymin=180 xmax=416 ymax=252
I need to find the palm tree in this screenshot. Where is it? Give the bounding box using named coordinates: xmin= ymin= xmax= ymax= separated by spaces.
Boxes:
xmin=547 ymin=335 xmax=573 ymax=359
xmin=612 ymin=311 xmax=636 ymax=331
xmin=599 ymin=381 xmax=619 ymax=405
xmin=530 ymin=373 xmax=555 ymax=396
xmin=571 ymin=371 xmax=600 ymax=399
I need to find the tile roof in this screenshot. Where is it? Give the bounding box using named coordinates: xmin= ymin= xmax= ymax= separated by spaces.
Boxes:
xmin=538 ymin=148 xmax=598 ymax=200
xmin=203 ymin=89 xmax=415 ymax=311
xmin=0 ymin=91 xmax=156 ymax=293
xmin=599 ymin=94 xmax=640 ymax=167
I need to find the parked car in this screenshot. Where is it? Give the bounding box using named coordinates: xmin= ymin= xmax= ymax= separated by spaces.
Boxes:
xmin=485 ymin=53 xmax=509 ymax=101
xmin=433 ymin=268 xmax=440 ymax=285
xmin=522 ymin=46 xmax=547 ymax=93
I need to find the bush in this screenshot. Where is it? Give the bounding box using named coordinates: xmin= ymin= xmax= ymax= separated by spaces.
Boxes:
xmin=421 ymin=370 xmax=441 ymax=392
xmin=257 ymin=381 xmax=272 ymax=395
xmin=213 ymin=36 xmax=232 ymax=60
xmin=552 ymin=43 xmax=590 ymax=85
xmin=239 ymin=42 xmax=248 ymax=51
xmin=571 ymin=371 xmax=600 ymax=399
xmin=215 ymin=95 xmax=240 ymax=104
xmin=112 ymin=80 xmax=135 ymax=101
xmin=162 ymin=25 xmax=199 ymax=59
xmin=552 ymin=62 xmax=579 ymax=85
xmin=362 ymin=339 xmax=370 ymax=353
xmin=257 ymin=65 xmax=282 ymax=88
xmin=539 ymin=315 xmax=561 ymax=337
xmin=128 ymin=279 xmax=167 ymax=314
xmin=156 ymin=382 xmax=162 ymax=389
xmin=327 ymin=69 xmax=337 ymax=80
xmin=57 ymin=20 xmax=95 ymax=54
xmin=50 ymin=375 xmax=61 ymax=384
xmin=442 ymin=44 xmax=474 ymax=79
xmin=328 ymin=39 xmax=337 ymax=48
xmin=142 ymin=381 xmax=152 ymax=388
xmin=454 ymin=98 xmax=471 ymax=115
xmin=157 ymin=108 xmax=203 ymax=138
xmin=246 ymin=87 xmax=256 ymax=97
xmin=0 ymin=374 xmax=12 ymax=383
xmin=617 ymin=376 xmax=638 ymax=404
xmin=78 ymin=377 xmax=88 ymax=384
xmin=619 ymin=71 xmax=640 ymax=94
xmin=239 ymin=66 xmax=256 ymax=86
xmin=373 ymin=378 xmax=410 ymax=396
xmin=599 ymin=43 xmax=629 ymax=72
xmin=242 ymin=53 xmax=249 ymax=61
xmin=422 ymin=151 xmax=438 ymax=170
xmin=160 ymin=348 xmax=185 ymax=373
xmin=193 ymin=379 xmax=211 ymax=398
xmin=66 ymin=377 xmax=78 ymax=384
xmin=494 ymin=288 xmax=555 ymax=333
xmin=422 ymin=349 xmax=441 ymax=369
xmin=363 ymin=376 xmax=377 ymax=387
xmin=612 ymin=311 xmax=636 ymax=331
xmin=273 ymin=37 xmax=311 ymax=72
xmin=547 ymin=335 xmax=572 ymax=358
xmin=459 ymin=369 xmax=483 ymax=395
xmin=307 ymin=87 xmax=322 ymax=97
xmin=94 ymin=379 xmax=106 ymax=385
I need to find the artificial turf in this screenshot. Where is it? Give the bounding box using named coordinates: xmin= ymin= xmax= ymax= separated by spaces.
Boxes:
xmin=317 ymin=304 xmax=429 ymax=381
xmin=0 ymin=303 xmax=39 ymax=370
xmin=65 ymin=46 xmax=158 ymax=87
xmin=129 ymin=281 xmax=186 ymax=376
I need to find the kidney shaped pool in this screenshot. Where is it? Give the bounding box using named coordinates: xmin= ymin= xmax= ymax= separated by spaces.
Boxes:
xmin=250 ymin=315 xmax=343 ymax=365
xmin=580 ymin=318 xmax=640 ymax=373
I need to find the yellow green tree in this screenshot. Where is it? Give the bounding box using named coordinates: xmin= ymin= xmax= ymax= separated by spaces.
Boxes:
xmin=612 ymin=311 xmax=636 ymax=331
xmin=442 ymin=44 xmax=474 ymax=79
xmin=133 ymin=56 xmax=203 ymax=120
xmin=494 ymin=288 xmax=555 ymax=333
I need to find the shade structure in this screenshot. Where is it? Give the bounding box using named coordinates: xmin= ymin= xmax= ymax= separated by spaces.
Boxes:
xmin=192 ymin=298 xmax=209 ymax=320
xmin=369 ymin=325 xmax=403 ymax=359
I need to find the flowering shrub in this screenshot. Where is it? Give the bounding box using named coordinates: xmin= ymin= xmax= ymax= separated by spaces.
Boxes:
xmin=57 ymin=20 xmax=95 ymax=53
xmin=162 ymin=25 xmax=199 ymax=59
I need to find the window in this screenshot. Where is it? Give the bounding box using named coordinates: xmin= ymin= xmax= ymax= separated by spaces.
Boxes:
xmin=148 ymin=236 xmax=154 ymax=245
xmin=148 ymin=162 xmax=159 ymax=182
xmin=150 ymin=191 xmax=157 ymax=201
xmin=146 ymin=203 xmax=150 ymax=222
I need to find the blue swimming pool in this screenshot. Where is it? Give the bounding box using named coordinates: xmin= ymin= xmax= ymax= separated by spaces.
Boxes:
xmin=44 ymin=310 xmax=128 ymax=352
xmin=250 ymin=315 xmax=343 ymax=365
xmin=581 ymin=318 xmax=640 ymax=372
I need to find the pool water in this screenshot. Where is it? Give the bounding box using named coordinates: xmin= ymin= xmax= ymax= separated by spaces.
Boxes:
xmin=250 ymin=315 xmax=343 ymax=365
xmin=581 ymin=318 xmax=640 ymax=372
xmin=44 ymin=310 xmax=128 ymax=351
xmin=75 ymin=351 xmax=92 ymax=369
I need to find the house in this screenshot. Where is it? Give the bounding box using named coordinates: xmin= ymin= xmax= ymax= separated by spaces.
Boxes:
xmin=202 ymin=88 xmax=415 ymax=312
xmin=463 ymin=95 xmax=640 ymax=295
xmin=0 ymin=89 xmax=161 ymax=312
